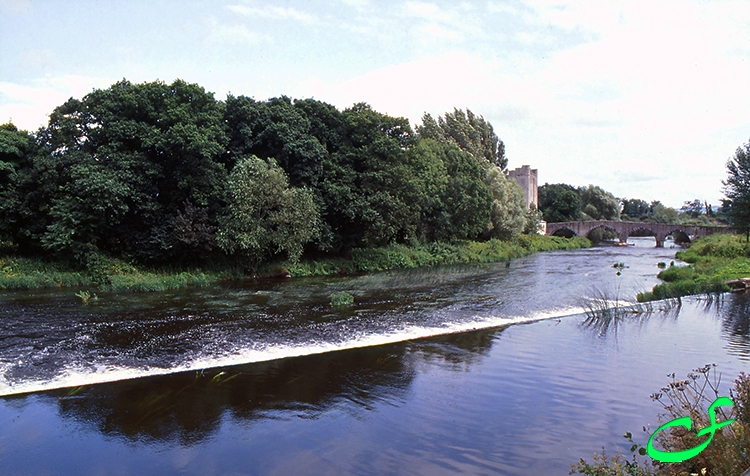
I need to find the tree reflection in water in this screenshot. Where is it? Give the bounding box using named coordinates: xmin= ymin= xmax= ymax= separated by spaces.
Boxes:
xmin=49 ymin=329 xmax=499 ymax=445
xmin=710 ymin=293 xmax=750 ymax=360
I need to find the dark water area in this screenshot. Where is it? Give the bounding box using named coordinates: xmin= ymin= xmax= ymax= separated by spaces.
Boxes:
xmin=0 ymin=238 xmax=748 ymax=475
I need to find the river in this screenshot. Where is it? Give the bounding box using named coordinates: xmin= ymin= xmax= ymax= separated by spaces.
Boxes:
xmin=0 ymin=237 xmax=747 ymax=475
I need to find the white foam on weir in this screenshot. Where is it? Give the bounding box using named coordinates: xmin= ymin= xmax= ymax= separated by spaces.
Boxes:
xmin=0 ymin=306 xmax=586 ymax=397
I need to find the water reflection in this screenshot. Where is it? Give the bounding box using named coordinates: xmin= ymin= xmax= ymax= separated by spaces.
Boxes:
xmin=712 ymin=293 xmax=750 ymax=360
xmin=579 ymin=293 xmax=682 ymax=338
xmin=38 ymin=331 xmax=498 ymax=445
xmin=411 ymin=327 xmax=501 ymax=369
xmin=578 ymin=291 xmax=750 ymax=360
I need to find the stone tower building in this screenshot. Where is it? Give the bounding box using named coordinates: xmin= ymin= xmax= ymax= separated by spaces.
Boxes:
xmin=508 ymin=165 xmax=538 ymax=209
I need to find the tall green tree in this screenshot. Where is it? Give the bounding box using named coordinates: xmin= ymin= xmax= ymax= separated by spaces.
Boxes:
xmin=578 ymin=185 xmax=620 ymax=220
xmin=0 ymin=123 xmax=36 ymax=244
xmin=621 ymin=198 xmax=651 ymax=220
xmin=417 ymin=110 xmax=524 ymax=239
xmin=318 ymin=103 xmax=423 ymax=250
xmin=647 ymin=201 xmax=679 ymax=224
xmin=723 ymin=139 xmax=750 ymax=239
xmin=27 ymin=79 xmax=228 ymax=263
xmin=484 ymin=167 xmax=526 ymax=239
xmin=680 ymin=199 xmax=705 ymax=218
xmin=538 ymin=183 xmax=582 ymax=222
xmin=225 ymin=95 xmax=329 ymax=189
xmin=417 ymin=108 xmax=507 ymax=170
xmin=407 ymin=139 xmax=492 ymax=242
xmin=217 ymin=156 xmax=320 ymax=266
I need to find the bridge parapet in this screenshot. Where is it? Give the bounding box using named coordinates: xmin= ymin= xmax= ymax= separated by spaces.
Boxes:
xmin=545 ymin=220 xmax=730 ymax=247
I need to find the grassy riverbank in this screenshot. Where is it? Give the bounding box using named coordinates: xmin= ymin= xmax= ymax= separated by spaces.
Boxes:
xmin=0 ymin=255 xmax=221 ymax=293
xmin=637 ymin=234 xmax=750 ymax=301
xmin=0 ymin=235 xmax=590 ymax=292
xmin=284 ymin=235 xmax=590 ymax=276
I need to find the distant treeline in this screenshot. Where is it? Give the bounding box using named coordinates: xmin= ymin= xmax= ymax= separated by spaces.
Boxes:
xmin=0 ymin=79 xmax=542 ymax=270
xmin=538 ymin=183 xmax=725 ymax=226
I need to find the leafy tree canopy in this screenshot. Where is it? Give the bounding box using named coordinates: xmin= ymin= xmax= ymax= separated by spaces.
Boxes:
xmin=417 ymin=108 xmax=507 ymax=170
xmin=649 ymin=202 xmax=679 ymax=224
xmin=23 ymin=79 xmax=229 ymax=263
xmin=621 ymin=198 xmax=652 ymax=220
xmin=680 ymin=199 xmax=705 ymax=218
xmin=723 ymin=139 xmax=750 ymax=239
xmin=538 ymin=183 xmax=581 ymax=222
xmin=225 ymin=95 xmax=329 ymax=189
xmin=0 ymin=123 xmax=36 ymax=241
xmin=2 ymin=78 xmax=548 ymax=269
xmin=217 ymin=156 xmax=320 ymax=266
xmin=578 ymin=185 xmax=620 ymax=221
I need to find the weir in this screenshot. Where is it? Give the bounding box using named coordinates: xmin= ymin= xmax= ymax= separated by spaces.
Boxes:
xmin=0 ymin=237 xmax=676 ymax=397
xmin=545 ymin=220 xmax=730 ymax=247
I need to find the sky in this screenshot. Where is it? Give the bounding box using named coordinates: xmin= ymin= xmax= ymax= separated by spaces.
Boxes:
xmin=1 ymin=0 xmax=750 ymax=209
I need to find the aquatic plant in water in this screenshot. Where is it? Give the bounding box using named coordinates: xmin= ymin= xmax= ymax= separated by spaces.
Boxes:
xmin=74 ymin=290 xmax=98 ymax=305
xmin=582 ymin=260 xmax=684 ymax=337
xmin=330 ymin=291 xmax=354 ymax=307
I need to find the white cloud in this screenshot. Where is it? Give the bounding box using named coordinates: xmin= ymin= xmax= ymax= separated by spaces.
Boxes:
xmin=414 ymin=23 xmax=463 ymax=44
xmin=2 ymin=0 xmax=748 ymax=207
xmin=18 ymin=49 xmax=59 ymax=75
xmin=339 ymin=0 xmax=369 ymax=8
xmin=0 ymin=0 xmax=31 ymax=14
xmin=402 ymin=2 xmax=483 ymax=47
xmin=294 ymin=0 xmax=750 ymax=206
xmin=405 ymin=2 xmax=454 ymax=23
xmin=475 ymin=0 xmax=750 ymax=205
xmin=0 ymin=75 xmax=114 ymax=131
xmin=299 ymin=51 xmax=497 ymax=125
xmin=205 ymin=18 xmax=266 ymax=45
xmin=226 ymin=4 xmax=316 ymax=23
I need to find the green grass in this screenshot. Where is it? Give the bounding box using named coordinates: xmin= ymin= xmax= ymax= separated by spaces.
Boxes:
xmin=0 ymin=255 xmax=220 ymax=293
xmin=286 ymin=235 xmax=591 ymax=277
xmin=637 ymin=234 xmax=750 ymax=301
xmin=102 ymin=271 xmax=214 ymax=293
xmin=0 ymin=235 xmax=591 ymax=292
xmin=0 ymin=256 xmax=91 ymax=289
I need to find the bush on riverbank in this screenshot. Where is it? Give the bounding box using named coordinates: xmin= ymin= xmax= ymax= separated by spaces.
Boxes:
xmin=0 ymin=236 xmax=590 ymax=291
xmin=571 ymin=367 xmax=750 ymax=476
xmin=636 ymin=234 xmax=750 ymax=301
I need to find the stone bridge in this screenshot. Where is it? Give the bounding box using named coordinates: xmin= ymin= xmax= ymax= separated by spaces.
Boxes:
xmin=545 ymin=220 xmax=730 ymax=247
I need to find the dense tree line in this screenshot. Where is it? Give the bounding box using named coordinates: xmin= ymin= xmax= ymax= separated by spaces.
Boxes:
xmin=539 ymin=182 xmax=722 ymax=226
xmin=0 ymin=79 xmax=537 ymax=270
xmin=538 ymin=183 xmax=621 ymax=222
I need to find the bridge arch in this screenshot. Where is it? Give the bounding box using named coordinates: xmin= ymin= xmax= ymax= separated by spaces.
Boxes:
xmin=626 ymin=226 xmax=659 ymax=246
xmin=664 ymin=229 xmax=691 ymax=246
xmin=585 ymin=224 xmax=623 ymax=243
xmin=551 ymin=227 xmax=577 ymax=238
xmin=544 ymin=220 xmax=729 ymax=247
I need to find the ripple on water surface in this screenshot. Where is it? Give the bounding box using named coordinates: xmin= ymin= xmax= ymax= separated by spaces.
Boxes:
xmin=0 ymin=291 xmax=748 ymax=474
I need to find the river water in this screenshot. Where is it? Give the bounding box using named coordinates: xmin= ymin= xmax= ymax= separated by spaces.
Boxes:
xmin=0 ymin=238 xmax=748 ymax=475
